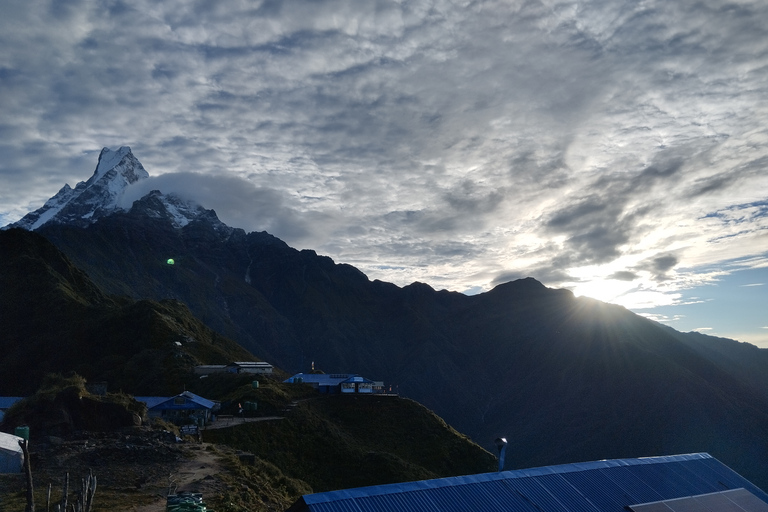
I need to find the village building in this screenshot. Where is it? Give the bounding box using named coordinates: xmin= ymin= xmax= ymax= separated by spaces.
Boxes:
xmin=134 ymin=391 xmax=218 ymax=425
xmin=192 ymin=365 xmax=227 ymax=375
xmin=284 ymin=373 xmax=385 ymax=394
xmin=226 ymin=361 xmax=273 ymax=374
xmin=287 ymin=453 xmax=768 ymax=512
xmin=193 ymin=361 xmax=273 ymax=376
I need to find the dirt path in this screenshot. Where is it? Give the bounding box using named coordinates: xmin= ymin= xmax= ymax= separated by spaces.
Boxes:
xmin=131 ymin=443 xmax=226 ymax=512
xmin=128 ymin=417 xmax=285 ymax=511
xmin=204 ymin=416 xmax=284 ymax=429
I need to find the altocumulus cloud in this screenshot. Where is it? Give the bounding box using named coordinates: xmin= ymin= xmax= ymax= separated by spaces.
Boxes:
xmin=0 ymin=0 xmax=767 ymax=305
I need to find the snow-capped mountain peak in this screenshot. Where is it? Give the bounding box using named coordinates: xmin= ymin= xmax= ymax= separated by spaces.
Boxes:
xmin=7 ymin=146 xmax=231 ymax=235
xmin=94 ymin=146 xmax=135 ymax=180
xmin=9 ymin=146 xmax=149 ymax=230
xmin=131 ymin=189 xmax=230 ymax=234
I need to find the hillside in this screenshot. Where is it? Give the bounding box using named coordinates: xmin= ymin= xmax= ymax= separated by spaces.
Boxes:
xmin=32 ymin=212 xmax=768 ymax=491
xmin=204 ymin=395 xmax=496 ymax=493
xmin=7 ymin=143 xmax=768 ymax=492
xmin=0 ymin=228 xmax=255 ymax=395
xmin=0 ymin=227 xmax=496 ymax=511
xmin=0 ymin=376 xmax=495 ymax=512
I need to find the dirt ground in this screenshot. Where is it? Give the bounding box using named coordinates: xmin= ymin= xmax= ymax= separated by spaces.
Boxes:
xmin=130 ymin=442 xmax=227 ymax=512
xmin=0 ymin=416 xmax=288 ymax=512
xmin=0 ymin=428 xmax=231 ymax=512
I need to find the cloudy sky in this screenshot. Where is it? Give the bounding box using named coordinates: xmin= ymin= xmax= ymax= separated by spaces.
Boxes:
xmin=1 ymin=0 xmax=767 ymax=345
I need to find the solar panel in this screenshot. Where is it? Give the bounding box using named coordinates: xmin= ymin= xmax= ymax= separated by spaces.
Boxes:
xmin=629 ymin=488 xmax=768 ymax=512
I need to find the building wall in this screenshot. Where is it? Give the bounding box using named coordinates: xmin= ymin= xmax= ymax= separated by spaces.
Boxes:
xmin=238 ymin=367 xmax=273 ymax=374
xmin=0 ymin=450 xmax=22 ymax=473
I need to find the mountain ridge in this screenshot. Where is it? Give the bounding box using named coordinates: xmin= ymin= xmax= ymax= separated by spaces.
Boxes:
xmin=0 ymin=228 xmax=257 ymax=395
xmin=9 ymin=147 xmax=149 ymax=230
xmin=7 ymin=147 xmax=768 ymax=489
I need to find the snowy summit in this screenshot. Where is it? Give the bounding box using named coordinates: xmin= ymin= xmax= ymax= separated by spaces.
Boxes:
xmin=6 ymin=146 xmax=226 ymax=233
xmin=9 ymin=146 xmax=148 ymax=230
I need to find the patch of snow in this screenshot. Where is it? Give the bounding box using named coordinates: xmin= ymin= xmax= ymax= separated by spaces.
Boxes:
xmin=94 ymin=146 xmax=132 ymax=179
xmin=10 ymin=146 xmax=215 ymax=232
xmin=163 ymin=199 xmax=192 ymax=228
xmin=30 ymin=206 xmax=62 ymax=230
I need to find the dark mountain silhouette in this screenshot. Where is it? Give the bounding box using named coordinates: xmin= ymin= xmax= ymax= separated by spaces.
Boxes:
xmin=31 ymin=210 xmax=768 ymax=489
xmin=6 ymin=147 xmax=768 ymax=489
xmin=0 ymin=228 xmax=256 ymax=395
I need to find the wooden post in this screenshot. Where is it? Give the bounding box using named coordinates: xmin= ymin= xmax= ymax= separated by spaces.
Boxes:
xmin=18 ymin=439 xmax=34 ymax=512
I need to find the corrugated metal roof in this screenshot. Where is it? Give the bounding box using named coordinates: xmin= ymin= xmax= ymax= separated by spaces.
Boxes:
xmin=285 ymin=373 xmax=356 ymax=385
xmin=288 ymin=454 xmax=768 ymax=512
xmin=341 ymin=376 xmax=375 ymax=384
xmin=285 ymin=373 xmax=379 ymax=386
xmin=134 ymin=396 xmax=170 ymax=409
xmin=135 ymin=391 xmax=215 ymax=410
xmin=0 ymin=432 xmax=23 ymax=454
xmin=0 ymin=397 xmax=25 ymax=409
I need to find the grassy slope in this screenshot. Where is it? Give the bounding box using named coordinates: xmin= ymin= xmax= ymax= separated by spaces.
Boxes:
xmin=0 ymin=378 xmax=496 ymax=512
xmin=0 ymin=228 xmax=255 ymax=395
xmin=204 ymin=394 xmax=497 ymax=493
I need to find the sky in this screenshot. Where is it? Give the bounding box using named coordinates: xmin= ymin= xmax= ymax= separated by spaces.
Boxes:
xmin=1 ymin=0 xmax=766 ymax=346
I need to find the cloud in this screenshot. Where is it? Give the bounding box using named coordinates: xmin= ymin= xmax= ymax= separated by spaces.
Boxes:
xmin=609 ymin=271 xmax=638 ymax=282
xmin=641 ymin=254 xmax=679 ymax=277
xmin=1 ymin=0 xmax=767 ymax=325
xmin=121 ymin=172 xmax=322 ymax=243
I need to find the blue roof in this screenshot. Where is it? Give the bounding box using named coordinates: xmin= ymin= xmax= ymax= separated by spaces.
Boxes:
xmin=341 ymin=376 xmax=375 ymax=384
xmin=288 ymin=453 xmax=768 ymax=512
xmin=0 ymin=397 xmax=25 ymax=409
xmin=285 ymin=373 xmax=356 ymax=385
xmin=134 ymin=391 xmax=215 ymax=410
xmin=134 ymin=396 xmax=170 ymax=409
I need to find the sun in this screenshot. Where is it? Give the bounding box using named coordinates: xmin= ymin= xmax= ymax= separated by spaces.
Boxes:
xmin=571 ymin=278 xmax=633 ymax=304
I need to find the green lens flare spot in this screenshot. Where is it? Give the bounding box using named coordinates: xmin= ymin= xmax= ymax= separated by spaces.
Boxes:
xmin=167 ymin=259 xmax=175 ymax=265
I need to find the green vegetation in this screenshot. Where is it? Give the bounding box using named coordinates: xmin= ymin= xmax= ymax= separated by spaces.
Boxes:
xmin=202 ymin=448 xmax=313 ymax=512
xmin=0 ymin=375 xmax=496 ymax=512
xmin=186 ymin=373 xmax=311 ymax=417
xmin=204 ymin=394 xmax=496 ymax=493
xmin=0 ymin=229 xmax=256 ymax=396
xmin=1 ymin=373 xmax=146 ymax=436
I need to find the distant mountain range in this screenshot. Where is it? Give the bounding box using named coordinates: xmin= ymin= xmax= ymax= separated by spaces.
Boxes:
xmin=5 ymin=147 xmax=768 ymax=489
